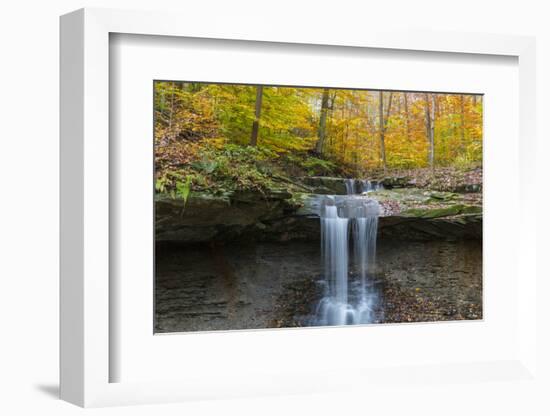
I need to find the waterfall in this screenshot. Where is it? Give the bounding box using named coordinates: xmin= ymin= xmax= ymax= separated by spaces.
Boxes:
xmin=314 ymin=195 xmax=380 ymax=326
xmin=344 ymin=178 xmax=356 ymax=195
xmin=346 ymin=178 xmax=384 ymax=195
xmin=352 ymin=216 xmax=379 ymax=323
xmin=321 ymin=202 xmax=350 ymax=315
xmin=360 ymin=180 xmax=384 ymax=193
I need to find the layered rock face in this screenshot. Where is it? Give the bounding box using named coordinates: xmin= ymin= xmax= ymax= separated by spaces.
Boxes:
xmin=155 ymin=175 xmax=483 ymax=333
xmin=155 ymin=179 xmax=482 ymax=243
xmin=155 ymin=240 xmax=482 ymax=332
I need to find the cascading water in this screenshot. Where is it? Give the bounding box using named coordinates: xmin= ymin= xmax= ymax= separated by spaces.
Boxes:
xmin=345 ymin=178 xmax=384 ymax=195
xmin=361 ymin=180 xmax=384 ymax=193
xmin=313 ymin=194 xmax=381 ymax=326
xmin=344 ymin=178 xmax=356 ymax=195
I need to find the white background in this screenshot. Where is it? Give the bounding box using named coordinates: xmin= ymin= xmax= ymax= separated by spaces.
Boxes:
xmin=1 ymin=0 xmax=548 ymax=415
xmin=111 ymin=34 xmax=519 ymax=383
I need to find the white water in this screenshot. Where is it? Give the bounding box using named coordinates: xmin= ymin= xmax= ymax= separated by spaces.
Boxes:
xmin=360 ymin=179 xmax=384 ymax=193
xmin=345 ymin=178 xmax=384 ymax=195
xmin=314 ymin=195 xmax=380 ymax=326
xmin=344 ymin=178 xmax=356 ymax=195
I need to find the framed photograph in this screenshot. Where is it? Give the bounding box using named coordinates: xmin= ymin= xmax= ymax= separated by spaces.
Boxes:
xmin=60 ymin=8 xmax=537 ymax=407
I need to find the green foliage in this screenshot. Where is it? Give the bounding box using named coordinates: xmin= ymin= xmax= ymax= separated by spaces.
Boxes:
xmin=191 ymin=156 xmax=219 ymax=174
xmin=203 ymin=144 xmax=277 ymax=193
xmin=452 ymin=140 xmax=482 ymax=171
xmin=155 ymin=175 xmax=169 ymax=193
xmin=453 ymin=154 xmax=476 ymax=170
xmin=157 ymin=144 xmax=279 ymax=196
xmin=156 ymin=171 xmax=194 ymax=202
xmin=175 ymin=176 xmax=192 ymax=204
xmin=155 ymin=171 xmax=183 ymax=194
xmin=386 ymin=153 xmax=424 ymax=170
xmin=300 ymin=156 xmax=337 ymax=176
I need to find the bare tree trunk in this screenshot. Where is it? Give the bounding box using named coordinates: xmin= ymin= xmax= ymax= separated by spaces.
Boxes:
xmin=460 ymin=95 xmax=466 ymax=152
xmin=378 ymin=91 xmax=393 ymax=172
xmin=430 ymin=94 xmax=436 ymax=168
xmin=396 ymin=93 xmax=402 ymax=113
xmin=249 ymin=85 xmax=263 ymax=146
xmin=404 ymin=93 xmax=411 ymax=140
xmin=315 ymin=88 xmax=330 ymax=154
xmin=355 ymin=133 xmax=360 ymax=172
xmin=159 ymin=85 xmax=166 ymax=109
xmin=343 ymin=102 xmax=350 ymax=160
xmin=168 ymin=81 xmax=175 ymax=134
xmin=386 ymin=92 xmax=393 ymax=122
xmin=379 ymin=91 xmax=386 ymax=171
xmin=424 ymin=93 xmax=435 ymax=168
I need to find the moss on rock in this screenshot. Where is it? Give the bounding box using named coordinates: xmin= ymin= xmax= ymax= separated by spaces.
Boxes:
xmin=401 ymin=204 xmax=482 ymax=219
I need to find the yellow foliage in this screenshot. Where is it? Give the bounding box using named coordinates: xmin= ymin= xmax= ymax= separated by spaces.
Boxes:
xmin=154 ymin=81 xmax=482 ymax=174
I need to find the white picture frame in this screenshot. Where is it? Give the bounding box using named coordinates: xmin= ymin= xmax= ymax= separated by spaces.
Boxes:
xmin=60 ymin=7 xmax=537 ymax=407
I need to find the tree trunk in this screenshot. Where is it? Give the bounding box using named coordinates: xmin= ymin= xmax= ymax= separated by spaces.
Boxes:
xmin=343 ymin=102 xmax=350 ymax=159
xmin=397 ymin=93 xmax=402 ymax=113
xmin=386 ymin=92 xmax=393 ymax=122
xmin=378 ymin=91 xmax=393 ymax=172
xmin=404 ymin=93 xmax=411 ymax=140
xmin=249 ymin=85 xmax=264 ymax=146
xmin=460 ymin=95 xmax=466 ymax=151
xmin=379 ymin=91 xmax=386 ymax=171
xmin=430 ymin=94 xmax=436 ymax=168
xmin=168 ymin=81 xmax=175 ymax=134
xmin=315 ymin=88 xmax=330 ymax=154
xmin=424 ymin=93 xmax=435 ymax=168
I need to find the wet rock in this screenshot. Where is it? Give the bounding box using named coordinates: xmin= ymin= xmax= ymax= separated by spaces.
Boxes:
xmin=156 ymin=187 xmax=482 ymax=244
xmin=300 ymin=176 xmax=347 ymax=194
xmin=378 ymin=214 xmax=482 ymax=241
xmin=373 ymin=167 xmax=482 ymax=194
xmin=368 ymin=188 xmax=460 ymax=205
xmin=380 ymin=176 xmax=415 ymax=188
xmin=155 ymin=240 xmax=482 ymax=332
xmin=155 ymin=190 xmax=299 ymax=243
xmin=454 ymin=183 xmax=482 ymax=193
xmin=376 ymin=240 xmax=482 ymax=323
xmin=401 ymin=204 xmax=482 ymax=219
xmin=155 ymin=241 xmax=322 ymax=333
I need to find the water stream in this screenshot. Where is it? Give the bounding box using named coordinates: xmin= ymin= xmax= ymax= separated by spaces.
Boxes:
xmin=344 ymin=178 xmax=384 ymax=195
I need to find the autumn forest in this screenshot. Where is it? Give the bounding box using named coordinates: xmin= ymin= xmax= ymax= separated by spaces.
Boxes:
xmin=154 ymin=81 xmax=483 ymax=333
xmin=155 ymin=82 xmax=481 ymax=196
